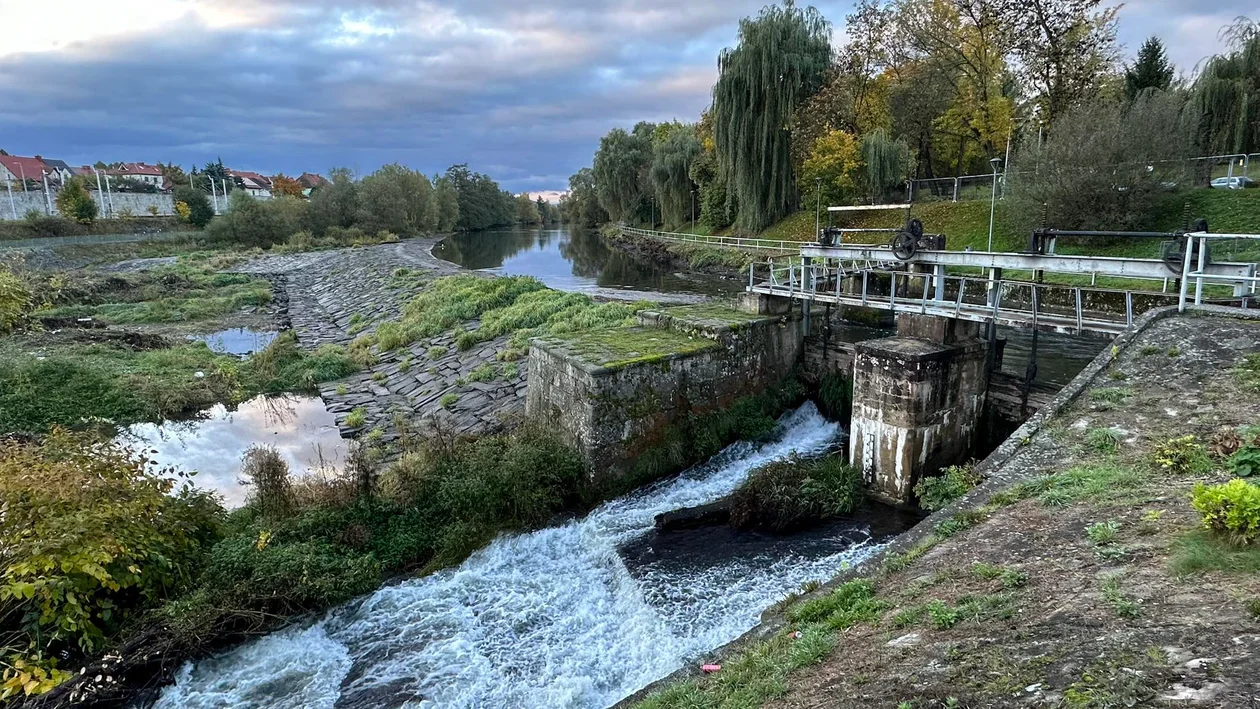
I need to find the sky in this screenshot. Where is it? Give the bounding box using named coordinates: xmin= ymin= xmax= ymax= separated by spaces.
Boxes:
xmin=0 ymin=0 xmax=1248 ymax=197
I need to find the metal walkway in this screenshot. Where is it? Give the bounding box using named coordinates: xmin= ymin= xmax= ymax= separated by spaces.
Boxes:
xmin=745 ymin=233 xmax=1260 ymax=335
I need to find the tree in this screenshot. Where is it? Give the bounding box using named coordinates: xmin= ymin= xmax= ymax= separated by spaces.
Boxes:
xmin=1008 ymin=90 xmax=1194 ymax=230
xmin=535 ymin=196 xmax=554 ymax=223
xmin=158 ymin=162 xmax=188 ymax=189
xmin=1195 ymin=21 xmax=1260 ymax=155
xmin=516 ymin=193 xmax=542 ymax=224
xmin=271 ymin=173 xmax=305 ymax=198
xmin=54 ymin=177 xmax=97 ymax=223
xmin=649 ymin=124 xmax=702 ymax=228
xmin=859 ymin=128 xmax=913 ymax=202
xmin=798 ymin=130 xmax=862 ymax=210
xmin=207 ymin=191 xmax=298 ymax=247
xmin=1007 ymin=0 xmax=1119 ymax=124
xmin=172 ymin=186 xmax=214 ymax=228
xmin=713 ymin=1 xmax=832 ymax=232
xmin=1124 ymin=37 xmax=1175 ymax=100
xmin=444 ymin=164 xmax=515 ymax=231
xmin=433 ymin=176 xmax=461 ymax=232
xmin=356 ymin=164 xmax=435 ymax=235
xmin=306 ymin=167 xmax=359 ymax=235
xmin=565 ymin=168 xmax=607 ymax=228
xmin=592 ymin=126 xmax=653 ymax=222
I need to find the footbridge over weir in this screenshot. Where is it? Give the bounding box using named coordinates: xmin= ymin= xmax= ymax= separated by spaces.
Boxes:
xmin=617 ymin=224 xmax=1260 ymax=506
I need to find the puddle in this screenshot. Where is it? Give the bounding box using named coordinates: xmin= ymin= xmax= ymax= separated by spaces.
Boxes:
xmin=119 ymin=394 xmax=347 ymax=507
xmin=189 ymin=328 xmax=278 ymax=356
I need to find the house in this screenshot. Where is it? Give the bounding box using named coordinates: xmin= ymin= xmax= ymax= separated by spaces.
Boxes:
xmin=112 ymin=162 xmax=166 ymax=191
xmin=39 ymin=159 xmax=74 ymax=185
xmin=298 ymin=172 xmax=330 ymax=190
xmin=228 ymin=169 xmax=273 ymax=198
xmin=0 ymin=154 xmax=51 ymax=189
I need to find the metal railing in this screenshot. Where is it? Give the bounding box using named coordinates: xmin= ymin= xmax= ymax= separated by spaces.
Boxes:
xmin=617 ymin=226 xmax=800 ymax=252
xmin=1178 ymin=232 xmax=1260 ymax=312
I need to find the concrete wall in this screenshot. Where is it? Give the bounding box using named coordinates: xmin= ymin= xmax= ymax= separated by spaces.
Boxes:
xmin=526 ymin=312 xmax=804 ymax=485
xmin=1 ymin=191 xmax=177 ymax=219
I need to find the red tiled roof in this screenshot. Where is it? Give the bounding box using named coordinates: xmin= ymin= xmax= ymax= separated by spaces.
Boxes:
xmin=228 ymin=169 xmax=272 ymax=187
xmin=0 ymin=155 xmax=50 ymax=181
xmin=298 ymin=172 xmax=330 ymax=188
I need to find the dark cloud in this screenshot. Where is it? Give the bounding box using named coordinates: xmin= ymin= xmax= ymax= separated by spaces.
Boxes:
xmin=0 ymin=0 xmax=1233 ymax=193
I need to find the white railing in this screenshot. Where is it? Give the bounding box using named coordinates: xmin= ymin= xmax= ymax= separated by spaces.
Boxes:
xmin=617 ymin=225 xmax=800 ymax=252
xmin=1178 ymin=232 xmax=1260 ymax=312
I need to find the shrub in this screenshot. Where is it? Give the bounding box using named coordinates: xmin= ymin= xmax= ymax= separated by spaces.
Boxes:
xmin=1154 ymin=435 xmax=1210 ymax=476
xmin=787 ymin=579 xmax=885 ymax=629
xmin=241 ymin=446 xmax=294 ymax=519
xmin=0 ymin=266 xmax=32 ymax=332
xmin=173 ymin=186 xmax=214 ymax=227
xmin=346 ymin=407 xmax=367 ymax=428
xmin=240 ymin=330 xmax=360 ymax=392
xmin=1191 ymin=479 xmax=1260 ymax=545
xmin=1086 ymin=427 xmax=1121 ymax=454
xmin=729 ymin=454 xmax=864 ymax=531
xmin=54 ymin=177 xmax=98 ymax=223
xmin=1229 ymin=446 xmax=1260 ymax=478
xmin=914 ymin=463 xmax=981 ymax=511
xmin=0 ymin=430 xmax=224 ymax=660
xmin=197 ymin=535 xmax=381 ymax=612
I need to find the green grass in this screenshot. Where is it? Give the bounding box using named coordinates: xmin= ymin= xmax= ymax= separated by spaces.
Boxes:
xmin=1170 ymin=528 xmax=1260 ymax=575
xmin=368 ymin=275 xmax=645 ymax=359
xmin=1016 ymin=463 xmax=1148 ymax=507
xmin=546 ymin=325 xmax=718 ymax=368
xmin=1086 ymin=427 xmax=1122 ymax=454
xmin=1100 ymin=572 xmax=1141 ymax=619
xmin=728 ymin=455 xmax=864 ymax=532
xmin=34 ymin=265 xmax=272 ymax=325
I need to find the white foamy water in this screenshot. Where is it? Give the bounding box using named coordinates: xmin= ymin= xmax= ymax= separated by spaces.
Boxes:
xmin=155 ymin=403 xmax=884 ymax=709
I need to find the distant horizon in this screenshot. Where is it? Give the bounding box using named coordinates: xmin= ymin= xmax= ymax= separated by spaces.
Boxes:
xmin=0 ymin=0 xmax=1243 ymax=195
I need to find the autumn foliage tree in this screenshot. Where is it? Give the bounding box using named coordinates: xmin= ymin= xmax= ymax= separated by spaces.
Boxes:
xmin=270 ymin=173 xmax=304 ymax=198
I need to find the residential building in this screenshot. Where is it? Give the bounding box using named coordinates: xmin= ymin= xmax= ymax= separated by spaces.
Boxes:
xmin=298 ymin=172 xmax=330 ymax=190
xmin=228 ymin=169 xmax=273 ymax=198
xmin=40 ymin=159 xmax=74 ymax=184
xmin=112 ymin=162 xmax=166 ymax=191
xmin=0 ymin=154 xmax=50 ymax=189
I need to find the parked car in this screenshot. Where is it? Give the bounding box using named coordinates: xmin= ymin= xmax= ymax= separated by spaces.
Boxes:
xmin=1210 ymin=176 xmax=1257 ymax=189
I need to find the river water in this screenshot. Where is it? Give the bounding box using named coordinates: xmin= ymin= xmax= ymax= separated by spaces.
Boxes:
xmin=433 ymin=225 xmax=740 ymax=298
xmin=153 ymin=403 xmax=888 ymax=709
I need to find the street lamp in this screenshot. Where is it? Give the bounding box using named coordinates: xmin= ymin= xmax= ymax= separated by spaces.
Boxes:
xmin=987 ymin=157 xmax=1002 ymax=252
xmin=814 ymin=177 xmax=823 ymax=239
xmin=691 ymin=189 xmax=696 ymax=232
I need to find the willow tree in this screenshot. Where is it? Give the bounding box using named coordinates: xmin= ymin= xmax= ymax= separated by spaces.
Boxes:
xmin=714 ymin=1 xmax=833 ymax=233
xmin=860 ymin=129 xmax=912 ymax=203
xmin=650 ymin=125 xmax=702 ymax=228
xmin=1195 ymin=22 xmax=1260 ymax=155
xmin=593 ymin=125 xmax=654 ymax=223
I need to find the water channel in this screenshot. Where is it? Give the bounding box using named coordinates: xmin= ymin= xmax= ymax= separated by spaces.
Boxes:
xmin=154 ymin=404 xmax=888 ymax=708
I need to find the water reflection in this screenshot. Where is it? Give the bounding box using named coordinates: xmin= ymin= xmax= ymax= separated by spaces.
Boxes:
xmin=189 ymin=328 xmax=278 ymax=356
xmin=999 ymin=326 xmax=1109 ymax=386
xmin=433 ymin=225 xmax=738 ymax=297
xmin=119 ymin=394 xmax=347 ymax=507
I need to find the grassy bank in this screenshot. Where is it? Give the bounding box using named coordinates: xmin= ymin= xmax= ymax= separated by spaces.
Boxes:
xmin=0 ymin=215 xmax=194 ymax=241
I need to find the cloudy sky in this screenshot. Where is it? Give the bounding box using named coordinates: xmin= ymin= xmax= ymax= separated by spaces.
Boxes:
xmin=0 ymin=0 xmax=1247 ymax=196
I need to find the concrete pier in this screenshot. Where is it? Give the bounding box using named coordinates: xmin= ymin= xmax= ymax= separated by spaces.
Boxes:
xmin=848 ymin=316 xmax=987 ymax=506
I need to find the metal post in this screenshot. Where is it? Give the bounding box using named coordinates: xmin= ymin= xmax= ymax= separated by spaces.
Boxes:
xmin=93 ymin=168 xmax=105 ymax=218
xmin=210 ymin=178 xmax=219 ymax=214
xmin=4 ymin=173 xmax=14 ymax=220
xmin=42 ymin=171 xmax=52 ymax=214
xmin=861 ymin=271 xmax=869 ymax=306
xmin=748 ymin=262 xmax=754 ymax=290
xmin=105 ymin=175 xmax=115 ymax=215
xmin=1178 ymin=234 xmax=1193 ymax=312
xmin=934 ymin=264 xmax=946 ymax=301
xmin=987 ymin=157 xmax=1001 ymax=252
xmin=1125 ymin=291 xmax=1134 ymax=327
xmin=953 ymin=177 xmax=959 ymax=202
xmin=1075 ymin=288 xmax=1083 ymax=333
xmin=1194 ymin=235 xmax=1209 ymax=305
xmin=814 ymin=177 xmax=822 ymax=239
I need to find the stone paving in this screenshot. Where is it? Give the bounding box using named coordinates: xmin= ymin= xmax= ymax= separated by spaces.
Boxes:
xmin=231 ymin=238 xmax=531 ymax=443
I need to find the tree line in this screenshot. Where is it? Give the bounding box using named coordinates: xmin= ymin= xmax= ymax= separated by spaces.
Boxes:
xmin=563 ymin=0 xmax=1260 ymax=233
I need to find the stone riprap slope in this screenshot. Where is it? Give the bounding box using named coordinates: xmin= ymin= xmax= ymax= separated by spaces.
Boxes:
xmin=232 ymin=238 xmax=528 ymax=442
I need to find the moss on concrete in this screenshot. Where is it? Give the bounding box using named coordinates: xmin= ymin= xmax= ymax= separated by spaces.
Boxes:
xmin=545 ymin=325 xmax=718 ymax=369
xmin=661 ymin=303 xmax=767 ymax=327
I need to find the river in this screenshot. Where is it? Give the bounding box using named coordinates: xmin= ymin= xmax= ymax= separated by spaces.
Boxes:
xmin=433 ymin=225 xmax=740 ymax=298
xmin=153 ymin=403 xmax=889 ymax=709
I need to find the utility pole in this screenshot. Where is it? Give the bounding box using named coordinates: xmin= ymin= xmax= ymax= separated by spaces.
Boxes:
xmin=42 ymin=171 xmax=52 ymax=214
xmin=987 ymin=157 xmax=1002 ymax=252
xmin=5 ymin=173 xmax=15 ymax=220
xmin=105 ymin=175 xmax=115 ymax=216
xmin=814 ymin=177 xmax=822 ymax=238
xmin=94 ymin=168 xmax=105 ymax=217
xmin=210 ymin=178 xmax=219 ymax=214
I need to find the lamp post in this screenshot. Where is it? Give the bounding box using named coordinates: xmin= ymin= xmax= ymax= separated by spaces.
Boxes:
xmin=814 ymin=177 xmax=823 ymax=238
xmin=691 ymin=189 xmax=696 ymax=231
xmin=987 ymin=157 xmax=1002 ymax=252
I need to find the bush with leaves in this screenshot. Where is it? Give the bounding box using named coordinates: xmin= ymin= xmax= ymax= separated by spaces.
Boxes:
xmin=172 ymin=186 xmax=214 ymax=228
xmin=0 ymin=430 xmax=223 ymax=686
xmin=0 ymin=266 xmax=31 ymax=333
xmin=53 ymin=177 xmax=98 ymax=224
xmin=729 ymin=454 xmax=864 ymax=531
xmin=1229 ymin=446 xmax=1260 ymax=478
xmin=1191 ymin=479 xmax=1260 ymax=545
xmin=914 ymin=463 xmax=982 ymax=511
xmin=1154 ymin=435 xmax=1210 ymax=476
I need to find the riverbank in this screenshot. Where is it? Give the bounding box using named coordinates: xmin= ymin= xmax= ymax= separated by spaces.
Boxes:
xmin=623 ymin=306 xmax=1260 ymax=708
